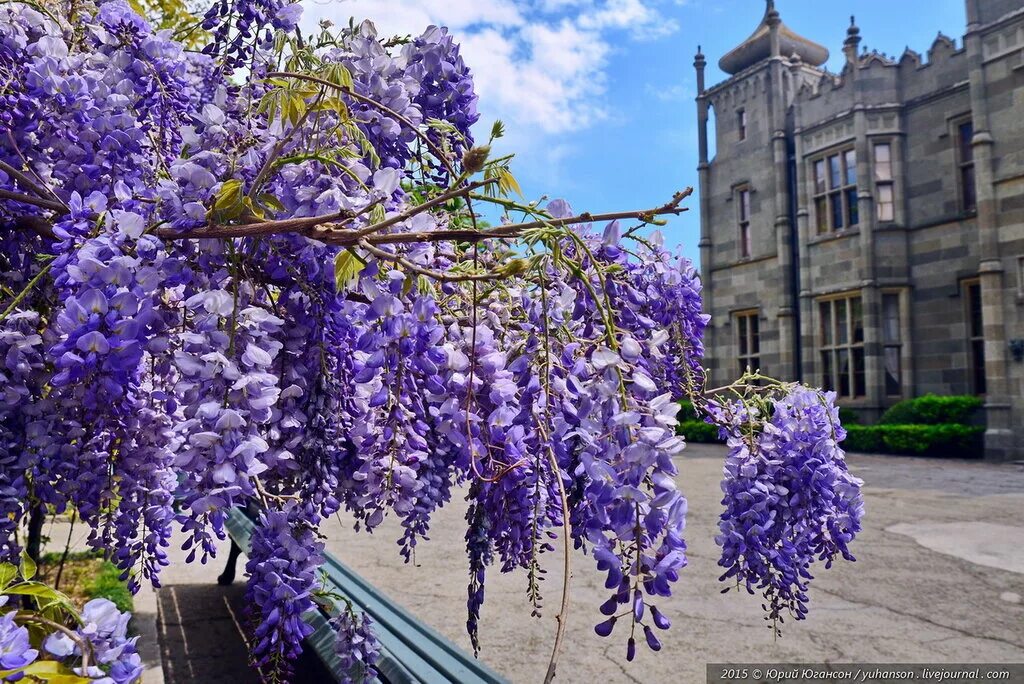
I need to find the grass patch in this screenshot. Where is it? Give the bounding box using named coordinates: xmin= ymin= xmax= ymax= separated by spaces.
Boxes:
xmin=37 ymin=550 xmax=134 ymax=613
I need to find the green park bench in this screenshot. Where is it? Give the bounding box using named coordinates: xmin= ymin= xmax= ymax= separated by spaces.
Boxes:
xmin=217 ymin=507 xmax=508 ymax=684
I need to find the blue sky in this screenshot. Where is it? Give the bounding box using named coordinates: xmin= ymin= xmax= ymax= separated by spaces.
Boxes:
xmin=304 ymin=0 xmax=967 ymax=267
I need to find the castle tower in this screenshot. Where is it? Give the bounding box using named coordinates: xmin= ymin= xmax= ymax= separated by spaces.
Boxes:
xmin=696 ymin=1 xmax=1024 ymax=459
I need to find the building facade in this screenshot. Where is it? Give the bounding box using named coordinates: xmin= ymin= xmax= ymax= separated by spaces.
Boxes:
xmin=695 ymin=0 xmax=1024 ymax=459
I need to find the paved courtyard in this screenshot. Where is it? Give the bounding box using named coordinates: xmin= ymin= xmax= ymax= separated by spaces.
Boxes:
xmin=320 ymin=445 xmax=1024 ymax=683
xmin=119 ymin=445 xmax=1024 ymax=682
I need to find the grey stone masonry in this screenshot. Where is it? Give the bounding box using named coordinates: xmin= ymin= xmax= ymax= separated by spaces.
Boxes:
xmin=695 ymin=0 xmax=1024 ymax=459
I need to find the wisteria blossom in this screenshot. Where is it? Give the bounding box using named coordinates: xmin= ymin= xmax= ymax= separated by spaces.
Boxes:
xmin=0 ymin=1 xmax=861 ymax=681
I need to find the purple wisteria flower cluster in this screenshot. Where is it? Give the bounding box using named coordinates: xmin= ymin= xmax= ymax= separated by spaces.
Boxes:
xmin=0 ymin=606 xmax=37 ymax=681
xmin=44 ymin=598 xmax=144 ymax=684
xmin=330 ymin=605 xmax=380 ymax=684
xmin=0 ymin=1 xmax=860 ymax=681
xmin=712 ymin=385 xmax=865 ymax=635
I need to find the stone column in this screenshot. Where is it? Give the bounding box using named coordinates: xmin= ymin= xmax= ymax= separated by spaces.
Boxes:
xmin=965 ymin=0 xmax=1012 ymax=459
xmin=767 ymin=7 xmax=797 ymax=380
xmin=695 ymin=47 xmax=718 ymax=386
xmin=793 ymin=127 xmax=815 ymax=384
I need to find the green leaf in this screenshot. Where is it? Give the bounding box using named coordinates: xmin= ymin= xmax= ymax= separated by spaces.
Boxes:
xmin=18 ymin=660 xmax=93 ymax=683
xmin=490 ymin=120 xmax=505 ymax=141
xmin=242 ymin=196 xmax=264 ymax=220
xmin=19 ymin=549 xmax=36 ymax=581
xmin=498 ymin=168 xmax=523 ymax=197
xmin=369 ymin=204 xmax=386 ymax=224
xmin=4 ymin=581 xmax=73 ymax=606
xmin=0 ymin=563 xmax=17 ymax=591
xmin=258 ymin=193 xmax=286 ymax=214
xmin=333 ymin=249 xmax=364 ymax=292
xmin=212 ymin=179 xmax=245 ymax=221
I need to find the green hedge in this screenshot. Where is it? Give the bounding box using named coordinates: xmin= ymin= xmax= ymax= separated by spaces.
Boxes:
xmin=678 ymin=420 xmax=723 ymax=443
xmin=838 ymin=407 xmax=860 ymax=425
xmin=879 ymin=394 xmax=982 ymax=426
xmin=842 ymin=423 xmax=984 ymax=458
xmin=677 ymin=400 xmax=699 ymax=422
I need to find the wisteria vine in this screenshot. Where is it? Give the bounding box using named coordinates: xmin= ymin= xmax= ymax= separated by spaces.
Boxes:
xmin=0 ymin=1 xmax=863 ymax=682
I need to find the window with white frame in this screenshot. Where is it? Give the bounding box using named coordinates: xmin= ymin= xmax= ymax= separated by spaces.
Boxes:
xmin=737 ymin=186 xmax=751 ymax=258
xmin=874 ymin=142 xmax=895 ymax=222
xmin=957 ymin=119 xmax=976 ymax=213
xmin=963 ymin=279 xmax=985 ymax=394
xmin=735 ymin=310 xmax=759 ymax=375
xmin=882 ymin=291 xmax=902 ymax=396
xmin=819 ymin=293 xmax=865 ymax=398
xmin=812 ymin=148 xmax=858 ymax=234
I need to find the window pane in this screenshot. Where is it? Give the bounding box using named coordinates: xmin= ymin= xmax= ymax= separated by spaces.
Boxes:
xmin=882 ymin=293 xmax=900 ymax=344
xmin=844 ymin=149 xmax=857 ymax=185
xmin=959 ymin=121 xmax=973 ymax=162
xmin=815 ymin=197 xmax=828 ymax=234
xmin=814 ymin=160 xmax=826 ymax=194
xmin=962 ymin=165 xmax=976 ymax=211
xmin=838 ymin=349 xmax=850 ymax=397
xmin=968 ymin=282 xmax=983 ymax=337
xmin=742 ymin=190 xmax=750 ymax=220
xmin=853 ymin=347 xmax=865 ymax=397
xmin=740 ymin=224 xmax=751 ymax=257
xmin=821 ymin=351 xmax=834 ymax=391
xmin=738 ymin=110 xmax=746 ymax=140
xmin=750 ymin=315 xmax=760 ymax=354
xmin=851 ymin=296 xmax=863 ymax=343
xmin=877 ymin=184 xmax=894 ymax=221
xmin=972 ymin=339 xmax=986 ymax=394
xmin=820 ymin=302 xmax=832 ymax=346
xmin=874 ymin=143 xmax=892 ymax=181
xmin=738 ymin=317 xmax=748 ymax=355
xmin=846 ymin=187 xmax=859 ymax=226
xmin=829 ymin=154 xmax=841 ymax=189
xmin=836 ymin=299 xmax=848 ymax=345
xmin=884 ymin=346 xmax=901 ymax=396
xmin=830 ymin=193 xmax=844 ymax=229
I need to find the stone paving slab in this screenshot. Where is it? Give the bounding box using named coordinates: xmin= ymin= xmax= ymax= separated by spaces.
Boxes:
xmin=156 ymin=583 xmax=259 ymax=684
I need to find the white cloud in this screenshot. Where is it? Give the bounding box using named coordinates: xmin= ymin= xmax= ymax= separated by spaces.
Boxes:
xmin=645 ymin=81 xmax=693 ymax=102
xmin=301 ymin=0 xmax=678 ymax=136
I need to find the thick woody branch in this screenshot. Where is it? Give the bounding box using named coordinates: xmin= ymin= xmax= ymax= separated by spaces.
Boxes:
xmin=0 ymin=189 xmax=65 ymax=212
xmin=347 ymin=179 xmax=496 ymax=239
xmin=0 ymin=160 xmax=65 ymax=209
xmin=151 ymin=209 xmax=360 ymax=240
xmin=359 ymin=188 xmax=694 ymax=247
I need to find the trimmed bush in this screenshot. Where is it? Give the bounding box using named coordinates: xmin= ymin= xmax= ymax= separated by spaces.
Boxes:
xmin=842 ymin=423 xmax=983 ymax=458
xmin=678 ymin=420 xmax=723 ymax=444
xmin=879 ymin=394 xmax=982 ymax=426
xmin=677 ymin=400 xmax=699 ymax=422
xmin=838 ymin=407 xmax=860 ymax=425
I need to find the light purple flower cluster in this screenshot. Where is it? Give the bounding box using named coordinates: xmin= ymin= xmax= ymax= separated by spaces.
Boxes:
xmin=330 ymin=606 xmax=380 ymax=684
xmin=0 ymin=1 xmax=858 ymax=680
xmin=201 ymin=0 xmax=302 ymax=71
xmin=713 ymin=386 xmax=864 ymax=633
xmin=243 ymin=504 xmax=323 ymax=673
xmin=43 ymin=598 xmax=144 ymax=684
xmin=0 ymin=605 xmax=37 ymax=681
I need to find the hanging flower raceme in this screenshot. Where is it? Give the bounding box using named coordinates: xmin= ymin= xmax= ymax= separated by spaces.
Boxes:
xmin=712 ymin=384 xmax=864 ymax=635
xmin=0 ymin=2 xmax=861 ymax=682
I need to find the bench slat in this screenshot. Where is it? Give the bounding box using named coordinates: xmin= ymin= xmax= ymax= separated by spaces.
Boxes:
xmin=224 ymin=508 xmax=508 ymax=684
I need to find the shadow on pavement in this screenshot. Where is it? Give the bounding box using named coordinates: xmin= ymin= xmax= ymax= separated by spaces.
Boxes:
xmin=157 ymin=583 xmax=334 ymax=683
